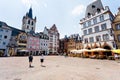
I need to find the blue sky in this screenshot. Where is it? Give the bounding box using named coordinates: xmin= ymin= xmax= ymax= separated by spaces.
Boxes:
xmin=0 ymin=0 xmax=120 ymax=38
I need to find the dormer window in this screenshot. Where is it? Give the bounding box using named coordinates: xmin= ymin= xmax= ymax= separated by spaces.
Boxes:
xmin=88 ymin=13 xmax=91 ymax=16
xmin=97 ymin=8 xmax=101 ymax=13
xmin=92 ymin=5 xmax=95 ymax=9
xmin=88 ymin=13 xmax=91 ymax=17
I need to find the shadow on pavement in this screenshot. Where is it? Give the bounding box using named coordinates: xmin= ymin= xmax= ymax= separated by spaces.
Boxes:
xmin=41 ymin=65 xmax=46 ymax=67
xmin=29 ymin=66 xmax=34 ymax=68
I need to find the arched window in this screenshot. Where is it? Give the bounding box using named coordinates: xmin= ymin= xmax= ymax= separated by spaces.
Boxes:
xmin=27 ymin=26 xmax=29 ymax=29
xmin=32 ymin=27 xmax=33 ymax=30
xmin=31 ymin=21 xmax=34 ymax=25
xmin=28 ymin=20 xmax=30 ymax=24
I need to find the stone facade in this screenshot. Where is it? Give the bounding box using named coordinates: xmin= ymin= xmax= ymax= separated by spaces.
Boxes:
xmin=59 ymin=34 xmax=82 ymax=54
xmin=58 ymin=36 xmax=69 ymax=55
xmin=112 ymin=8 xmax=120 ymax=49
xmin=67 ymin=34 xmax=82 ymax=53
xmin=22 ymin=7 xmax=36 ymax=33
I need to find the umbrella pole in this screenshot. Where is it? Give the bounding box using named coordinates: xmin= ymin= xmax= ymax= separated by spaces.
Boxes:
xmin=91 ymin=52 xmax=94 ymax=56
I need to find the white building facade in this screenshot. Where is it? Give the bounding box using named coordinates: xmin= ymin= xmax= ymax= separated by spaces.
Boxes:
xmin=43 ymin=24 xmax=59 ymax=55
xmin=80 ymin=0 xmax=116 ymax=50
xmin=0 ymin=22 xmax=12 ymax=56
xmin=39 ymin=32 xmax=49 ymax=55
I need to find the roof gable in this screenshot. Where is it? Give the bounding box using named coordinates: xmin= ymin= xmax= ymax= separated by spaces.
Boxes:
xmin=85 ymin=0 xmax=103 ymax=17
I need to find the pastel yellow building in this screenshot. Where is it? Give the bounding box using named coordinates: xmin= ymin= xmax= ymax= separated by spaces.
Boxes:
xmin=112 ymin=8 xmax=120 ymax=49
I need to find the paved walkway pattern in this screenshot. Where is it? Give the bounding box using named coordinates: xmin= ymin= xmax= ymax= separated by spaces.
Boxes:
xmin=0 ymin=56 xmax=120 ymax=80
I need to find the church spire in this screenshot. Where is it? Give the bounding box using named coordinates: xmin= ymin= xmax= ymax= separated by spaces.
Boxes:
xmin=28 ymin=7 xmax=33 ymax=19
xmin=22 ymin=7 xmax=36 ymax=33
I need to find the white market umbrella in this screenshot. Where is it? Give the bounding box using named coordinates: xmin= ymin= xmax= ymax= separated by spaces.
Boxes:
xmin=90 ymin=48 xmax=107 ymax=52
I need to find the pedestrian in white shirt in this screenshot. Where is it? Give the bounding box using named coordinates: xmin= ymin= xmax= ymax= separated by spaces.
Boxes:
xmin=114 ymin=53 xmax=118 ymax=61
xmin=40 ymin=54 xmax=44 ymax=66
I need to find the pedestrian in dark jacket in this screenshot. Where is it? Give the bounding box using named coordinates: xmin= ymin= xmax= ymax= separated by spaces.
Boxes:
xmin=29 ymin=54 xmax=33 ymax=67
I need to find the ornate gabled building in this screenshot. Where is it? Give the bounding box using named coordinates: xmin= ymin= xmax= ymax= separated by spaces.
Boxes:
xmin=59 ymin=34 xmax=82 ymax=55
xmin=67 ymin=37 xmax=76 ymax=53
xmin=22 ymin=7 xmax=36 ymax=33
xmin=67 ymin=34 xmax=82 ymax=53
xmin=75 ymin=36 xmax=83 ymax=50
xmin=8 ymin=25 xmax=26 ymax=56
xmin=80 ymin=0 xmax=115 ymax=56
xmin=49 ymin=24 xmax=59 ymax=54
xmin=112 ymin=8 xmax=120 ymax=49
xmin=43 ymin=24 xmax=60 ymax=55
xmin=16 ymin=32 xmax=28 ymax=56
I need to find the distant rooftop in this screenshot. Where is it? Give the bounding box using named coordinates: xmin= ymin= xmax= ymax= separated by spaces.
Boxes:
xmin=0 ymin=21 xmax=25 ymax=36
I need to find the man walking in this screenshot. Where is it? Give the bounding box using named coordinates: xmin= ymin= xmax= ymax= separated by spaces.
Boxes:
xmin=28 ymin=54 xmax=33 ymax=68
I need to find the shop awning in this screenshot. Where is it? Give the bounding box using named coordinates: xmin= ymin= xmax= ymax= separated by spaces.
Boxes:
xmin=90 ymin=48 xmax=108 ymax=52
xmin=18 ymin=49 xmax=29 ymax=52
xmin=111 ymin=49 xmax=120 ymax=54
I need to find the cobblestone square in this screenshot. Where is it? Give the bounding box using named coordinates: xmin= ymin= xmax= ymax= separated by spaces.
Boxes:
xmin=0 ymin=56 xmax=120 ymax=80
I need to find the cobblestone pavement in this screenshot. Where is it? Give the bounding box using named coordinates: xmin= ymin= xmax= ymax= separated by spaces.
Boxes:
xmin=0 ymin=56 xmax=120 ymax=80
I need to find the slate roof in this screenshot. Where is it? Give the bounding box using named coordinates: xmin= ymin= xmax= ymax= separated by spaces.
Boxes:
xmin=85 ymin=0 xmax=103 ymax=18
xmin=28 ymin=7 xmax=33 ymax=19
xmin=0 ymin=21 xmax=25 ymax=36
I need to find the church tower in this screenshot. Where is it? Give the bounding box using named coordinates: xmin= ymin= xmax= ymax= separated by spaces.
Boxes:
xmin=22 ymin=7 xmax=36 ymax=33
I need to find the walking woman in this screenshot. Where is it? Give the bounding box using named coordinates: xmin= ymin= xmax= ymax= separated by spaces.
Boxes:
xmin=28 ymin=54 xmax=33 ymax=68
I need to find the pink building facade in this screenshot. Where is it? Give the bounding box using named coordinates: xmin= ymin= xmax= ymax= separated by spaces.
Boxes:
xmin=27 ymin=35 xmax=40 ymax=55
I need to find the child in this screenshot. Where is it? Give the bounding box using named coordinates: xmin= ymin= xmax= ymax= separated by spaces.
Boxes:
xmin=40 ymin=54 xmax=44 ymax=66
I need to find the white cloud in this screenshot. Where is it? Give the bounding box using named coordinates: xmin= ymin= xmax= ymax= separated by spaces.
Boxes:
xmin=72 ymin=4 xmax=85 ymax=16
xmin=93 ymin=0 xmax=97 ymax=1
xmin=21 ymin=0 xmax=39 ymax=7
xmin=43 ymin=3 xmax=48 ymax=8
xmin=21 ymin=0 xmax=48 ymax=9
xmin=91 ymin=0 xmax=97 ymax=3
